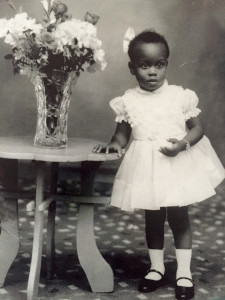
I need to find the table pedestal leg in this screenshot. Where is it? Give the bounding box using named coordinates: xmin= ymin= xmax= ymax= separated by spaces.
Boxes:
xmin=46 ymin=162 xmax=58 ymax=279
xmin=76 ymin=161 xmax=114 ymax=292
xmin=77 ymin=203 xmax=114 ymax=292
xmin=0 ymin=159 xmax=19 ymax=287
xmin=27 ymin=161 xmax=45 ymax=300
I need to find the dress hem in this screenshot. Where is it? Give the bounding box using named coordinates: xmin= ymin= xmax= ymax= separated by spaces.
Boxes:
xmin=110 ymin=177 xmax=225 ymax=212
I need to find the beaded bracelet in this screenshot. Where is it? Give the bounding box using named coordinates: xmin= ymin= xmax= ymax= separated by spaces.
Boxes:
xmin=183 ymin=139 xmax=191 ymax=150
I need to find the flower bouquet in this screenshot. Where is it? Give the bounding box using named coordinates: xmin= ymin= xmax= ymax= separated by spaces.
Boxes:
xmin=0 ymin=0 xmax=106 ymax=147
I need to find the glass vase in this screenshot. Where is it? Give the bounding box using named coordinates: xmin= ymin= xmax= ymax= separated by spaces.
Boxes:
xmin=32 ymin=70 xmax=77 ymax=148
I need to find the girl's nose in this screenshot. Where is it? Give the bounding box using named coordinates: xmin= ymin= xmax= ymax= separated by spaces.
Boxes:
xmin=148 ymin=66 xmax=156 ymax=75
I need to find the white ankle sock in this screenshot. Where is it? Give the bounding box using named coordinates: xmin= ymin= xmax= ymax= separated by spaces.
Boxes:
xmin=145 ymin=249 xmax=165 ymax=281
xmin=175 ymin=249 xmax=193 ymax=287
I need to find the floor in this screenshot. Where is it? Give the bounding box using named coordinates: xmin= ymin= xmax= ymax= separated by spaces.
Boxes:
xmin=0 ymin=162 xmax=225 ymax=300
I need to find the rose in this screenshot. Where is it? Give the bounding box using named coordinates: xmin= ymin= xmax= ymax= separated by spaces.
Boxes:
xmin=84 ymin=12 xmax=99 ymax=25
xmin=1 ymin=0 xmax=106 ymax=74
xmin=52 ymin=1 xmax=68 ymax=19
xmin=39 ymin=31 xmax=58 ymax=50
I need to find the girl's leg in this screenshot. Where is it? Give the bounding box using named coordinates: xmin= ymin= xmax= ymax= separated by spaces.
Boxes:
xmin=145 ymin=208 xmax=166 ymax=280
xmin=167 ymin=206 xmax=191 ymax=249
xmin=145 ymin=208 xmax=166 ymax=249
xmin=167 ymin=206 xmax=193 ymax=287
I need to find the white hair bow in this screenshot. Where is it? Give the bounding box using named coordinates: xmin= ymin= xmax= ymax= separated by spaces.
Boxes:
xmin=123 ymin=27 xmax=135 ymax=53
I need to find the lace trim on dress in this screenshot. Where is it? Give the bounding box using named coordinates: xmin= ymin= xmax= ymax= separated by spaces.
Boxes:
xmin=115 ymin=115 xmax=129 ymax=123
xmin=123 ymin=94 xmax=183 ymax=130
xmin=110 ymin=98 xmax=130 ymax=123
xmin=184 ymin=108 xmax=201 ymax=120
xmin=111 ymin=86 xmax=201 ymax=128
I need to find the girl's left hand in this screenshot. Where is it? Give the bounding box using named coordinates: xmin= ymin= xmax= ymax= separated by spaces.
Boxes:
xmin=159 ymin=138 xmax=184 ymax=157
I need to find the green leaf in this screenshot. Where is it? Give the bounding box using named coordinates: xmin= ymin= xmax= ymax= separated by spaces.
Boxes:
xmin=5 ymin=0 xmax=17 ymax=12
xmin=4 ymin=54 xmax=13 ymax=60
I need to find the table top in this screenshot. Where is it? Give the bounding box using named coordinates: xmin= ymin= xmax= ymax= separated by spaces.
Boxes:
xmin=0 ymin=136 xmax=122 ymax=162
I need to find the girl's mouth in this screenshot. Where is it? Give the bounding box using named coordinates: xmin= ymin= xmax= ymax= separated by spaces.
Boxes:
xmin=147 ymin=79 xmax=158 ymax=83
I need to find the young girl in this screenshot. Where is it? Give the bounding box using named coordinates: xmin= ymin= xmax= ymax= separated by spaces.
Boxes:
xmin=93 ymin=30 xmax=225 ymax=300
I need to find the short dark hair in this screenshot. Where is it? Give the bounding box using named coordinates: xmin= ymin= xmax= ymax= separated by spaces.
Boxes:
xmin=128 ymin=30 xmax=170 ymax=61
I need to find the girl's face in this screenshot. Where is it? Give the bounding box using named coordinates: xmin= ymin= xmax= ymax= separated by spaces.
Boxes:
xmin=129 ymin=42 xmax=168 ymax=92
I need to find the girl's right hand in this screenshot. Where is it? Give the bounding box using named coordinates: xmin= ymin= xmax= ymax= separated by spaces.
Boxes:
xmin=159 ymin=138 xmax=184 ymax=157
xmin=92 ymin=142 xmax=123 ymax=157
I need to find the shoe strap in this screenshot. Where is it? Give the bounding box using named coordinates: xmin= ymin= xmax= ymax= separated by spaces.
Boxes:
xmin=176 ymin=277 xmax=193 ymax=284
xmin=147 ymin=269 xmax=164 ymax=278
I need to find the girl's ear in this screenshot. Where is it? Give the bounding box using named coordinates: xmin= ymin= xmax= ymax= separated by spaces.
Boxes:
xmin=128 ymin=61 xmax=135 ymax=75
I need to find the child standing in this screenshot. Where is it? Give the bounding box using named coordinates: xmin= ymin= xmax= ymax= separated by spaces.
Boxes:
xmin=93 ymin=30 xmax=225 ymax=300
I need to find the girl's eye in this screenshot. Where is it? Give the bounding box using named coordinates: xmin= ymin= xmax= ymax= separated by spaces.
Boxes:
xmin=140 ymin=64 xmax=148 ymax=69
xmin=156 ymin=62 xmax=166 ymax=69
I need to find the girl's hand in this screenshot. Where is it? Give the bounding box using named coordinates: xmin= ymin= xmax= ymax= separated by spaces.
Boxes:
xmin=92 ymin=142 xmax=123 ymax=157
xmin=159 ymin=138 xmax=184 ymax=157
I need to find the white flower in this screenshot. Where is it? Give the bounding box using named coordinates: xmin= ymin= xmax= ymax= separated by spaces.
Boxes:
xmin=99 ymin=59 xmax=107 ymax=70
xmin=2 ymin=13 xmax=43 ymax=46
xmin=0 ymin=2 xmax=107 ymax=74
xmin=77 ymin=22 xmax=98 ymax=49
xmin=0 ymin=19 xmax=8 ymax=38
xmin=4 ymin=34 xmax=14 ymax=45
xmin=41 ymin=0 xmax=49 ymax=12
xmin=49 ymin=11 xmax=56 ymax=25
xmin=94 ymin=49 xmax=105 ymax=62
xmin=54 ymin=19 xmax=79 ymax=45
xmin=94 ymin=49 xmax=107 ymax=70
xmin=54 ymin=19 xmax=100 ymax=50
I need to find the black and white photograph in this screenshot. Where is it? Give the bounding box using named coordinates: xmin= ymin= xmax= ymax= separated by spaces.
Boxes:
xmin=0 ymin=0 xmax=224 ymax=299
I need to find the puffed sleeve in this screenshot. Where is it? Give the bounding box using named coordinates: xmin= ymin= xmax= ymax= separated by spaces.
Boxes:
xmin=109 ymin=97 xmax=129 ymax=123
xmin=183 ymin=89 xmax=201 ymax=120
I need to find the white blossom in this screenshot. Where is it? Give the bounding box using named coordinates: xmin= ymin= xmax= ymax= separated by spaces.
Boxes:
xmin=0 ymin=19 xmax=8 ymax=38
xmin=2 ymin=13 xmax=43 ymax=46
xmin=41 ymin=0 xmax=49 ymax=12
xmin=0 ymin=1 xmax=106 ymax=74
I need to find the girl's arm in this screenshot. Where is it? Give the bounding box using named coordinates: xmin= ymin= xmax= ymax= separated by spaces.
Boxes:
xmin=160 ymin=116 xmax=204 ymax=157
xmin=182 ymin=116 xmax=204 ymax=147
xmin=93 ymin=121 xmax=132 ymax=157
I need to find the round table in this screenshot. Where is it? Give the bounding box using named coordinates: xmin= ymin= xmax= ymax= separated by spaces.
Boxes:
xmin=0 ymin=136 xmax=120 ymax=299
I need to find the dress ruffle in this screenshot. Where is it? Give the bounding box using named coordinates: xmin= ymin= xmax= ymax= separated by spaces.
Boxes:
xmin=110 ymin=97 xmax=130 ymax=124
xmin=110 ymin=84 xmax=202 ymax=134
xmin=182 ymin=89 xmax=202 ymax=120
xmin=111 ymin=136 xmax=225 ymax=211
xmin=109 ymin=82 xmax=225 ymax=211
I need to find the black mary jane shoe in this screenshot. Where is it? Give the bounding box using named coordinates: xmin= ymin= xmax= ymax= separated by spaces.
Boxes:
xmin=175 ymin=277 xmax=194 ymax=300
xmin=138 ymin=269 xmax=165 ymax=293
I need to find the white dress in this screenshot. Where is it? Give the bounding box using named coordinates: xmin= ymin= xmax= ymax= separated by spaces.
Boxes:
xmin=109 ymin=81 xmax=225 ymax=211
